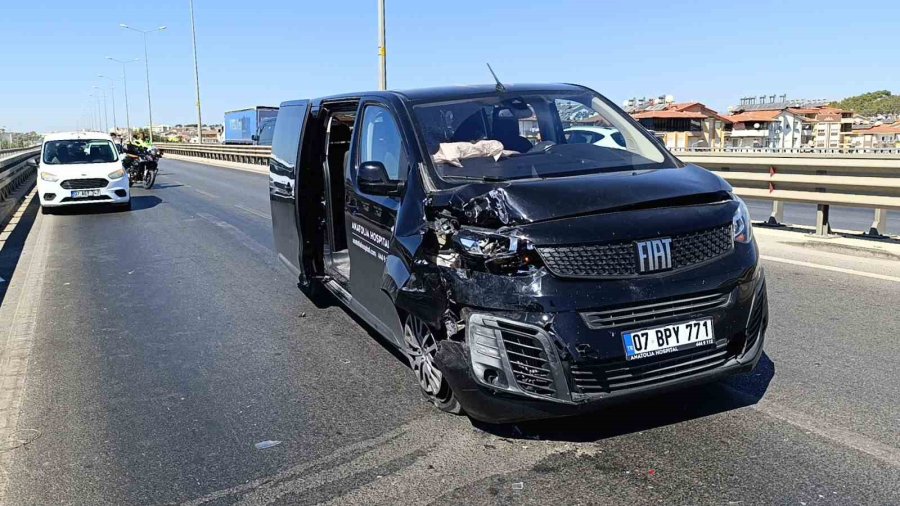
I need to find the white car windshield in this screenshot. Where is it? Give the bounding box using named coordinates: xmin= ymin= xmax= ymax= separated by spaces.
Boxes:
xmin=42 ymin=140 xmax=118 ymax=165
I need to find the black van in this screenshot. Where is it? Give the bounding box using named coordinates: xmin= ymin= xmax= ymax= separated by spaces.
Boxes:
xmin=269 ymin=84 xmax=768 ymax=423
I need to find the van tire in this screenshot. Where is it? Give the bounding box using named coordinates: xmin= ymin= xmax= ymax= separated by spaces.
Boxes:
xmin=403 ymin=314 xmax=463 ymax=415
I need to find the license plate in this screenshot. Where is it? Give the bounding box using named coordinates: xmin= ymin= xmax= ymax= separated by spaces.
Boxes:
xmin=71 ymin=190 xmax=101 ymax=198
xmin=622 ymin=318 xmax=714 ymax=361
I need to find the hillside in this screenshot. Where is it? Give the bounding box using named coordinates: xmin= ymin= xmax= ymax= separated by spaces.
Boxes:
xmin=831 ymin=90 xmax=900 ymax=116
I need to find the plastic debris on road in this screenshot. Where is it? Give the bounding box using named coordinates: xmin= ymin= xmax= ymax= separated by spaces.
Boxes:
xmin=254 ymin=440 xmax=282 ymax=450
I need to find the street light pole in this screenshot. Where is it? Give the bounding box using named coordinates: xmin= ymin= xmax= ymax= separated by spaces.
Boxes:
xmin=93 ymin=86 xmax=109 ymax=133
xmin=107 ymin=57 xmax=139 ymax=140
xmin=98 ymin=75 xmax=118 ymax=132
xmin=120 ymin=24 xmax=166 ymax=143
xmin=189 ymin=0 xmax=203 ymax=144
xmin=377 ymin=0 xmax=387 ymax=90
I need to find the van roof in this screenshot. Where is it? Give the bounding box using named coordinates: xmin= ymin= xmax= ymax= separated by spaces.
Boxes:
xmin=283 ymin=83 xmax=587 ymax=108
xmin=43 ymin=131 xmax=113 ymax=142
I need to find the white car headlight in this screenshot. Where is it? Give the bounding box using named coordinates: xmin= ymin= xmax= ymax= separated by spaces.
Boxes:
xmin=40 ymin=172 xmax=59 ymax=182
xmin=108 ymin=169 xmax=125 ymax=180
xmin=732 ymin=197 xmax=752 ymax=243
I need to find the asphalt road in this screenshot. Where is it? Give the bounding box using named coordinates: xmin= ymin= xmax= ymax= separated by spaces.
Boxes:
xmin=0 ymin=158 xmax=898 ymax=505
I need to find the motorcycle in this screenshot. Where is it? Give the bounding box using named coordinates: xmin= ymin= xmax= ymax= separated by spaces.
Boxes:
xmin=123 ymin=146 xmax=160 ymax=189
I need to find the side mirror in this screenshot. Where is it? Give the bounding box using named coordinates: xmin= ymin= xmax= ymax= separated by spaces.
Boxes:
xmin=357 ymin=161 xmax=401 ymax=196
xmin=251 ymin=134 xmax=260 ymax=142
xmin=26 ymin=158 xmax=38 ymax=168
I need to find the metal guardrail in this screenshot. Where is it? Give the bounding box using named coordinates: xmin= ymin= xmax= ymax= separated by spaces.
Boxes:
xmin=679 ymin=152 xmax=900 ymax=236
xmin=670 ymin=147 xmax=900 ymax=155
xmin=0 ymin=147 xmax=40 ymax=226
xmin=156 ymin=143 xmax=900 ymax=237
xmin=157 ymin=143 xmax=271 ymax=166
xmin=0 ymin=145 xmax=42 ymax=158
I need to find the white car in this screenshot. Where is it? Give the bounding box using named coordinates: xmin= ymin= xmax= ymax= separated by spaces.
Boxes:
xmin=564 ymin=126 xmax=627 ymax=150
xmin=35 ymin=131 xmax=131 ymax=214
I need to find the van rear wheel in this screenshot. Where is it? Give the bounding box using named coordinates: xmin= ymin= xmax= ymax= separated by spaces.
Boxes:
xmin=403 ymin=315 xmax=462 ymax=415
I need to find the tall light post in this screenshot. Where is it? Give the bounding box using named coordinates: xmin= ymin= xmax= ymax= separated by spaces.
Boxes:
xmin=120 ymin=23 xmax=166 ymax=142
xmin=89 ymin=93 xmax=103 ymax=132
xmin=107 ymin=57 xmax=139 ymax=140
xmin=189 ymin=0 xmax=203 ymax=144
xmin=93 ymin=86 xmax=109 ymax=133
xmin=98 ymin=75 xmax=119 ymax=133
xmin=377 ymin=0 xmax=387 ymax=90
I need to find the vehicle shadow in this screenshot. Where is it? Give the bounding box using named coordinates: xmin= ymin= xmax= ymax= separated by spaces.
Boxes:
xmin=49 ymin=195 xmax=162 ymax=214
xmin=472 ymin=353 xmax=776 ymax=443
xmin=152 ymin=183 xmax=184 ymax=189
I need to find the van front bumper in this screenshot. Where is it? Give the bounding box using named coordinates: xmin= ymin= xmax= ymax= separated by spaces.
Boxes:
xmin=434 ymin=270 xmax=768 ymax=424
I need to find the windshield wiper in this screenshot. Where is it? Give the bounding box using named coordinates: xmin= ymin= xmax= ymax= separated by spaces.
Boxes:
xmin=443 ymin=174 xmax=506 ymax=182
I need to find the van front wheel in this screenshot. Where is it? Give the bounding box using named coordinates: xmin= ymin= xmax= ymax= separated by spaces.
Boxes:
xmin=403 ymin=314 xmax=462 ymax=415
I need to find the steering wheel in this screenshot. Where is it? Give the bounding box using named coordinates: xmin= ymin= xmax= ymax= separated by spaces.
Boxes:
xmin=528 ymin=141 xmax=556 ymax=153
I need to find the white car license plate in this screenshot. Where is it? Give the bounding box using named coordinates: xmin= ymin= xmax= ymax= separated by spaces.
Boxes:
xmin=71 ymin=190 xmax=101 ymax=198
xmin=622 ymin=318 xmax=714 ymax=361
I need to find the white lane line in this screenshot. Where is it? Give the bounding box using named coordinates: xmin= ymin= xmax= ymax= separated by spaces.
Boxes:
xmin=233 ymin=204 xmax=270 ymax=220
xmin=761 ymin=255 xmax=900 ymax=283
xmin=193 ymin=188 xmax=217 ymax=199
xmin=196 ymin=212 xmax=271 ymax=257
xmin=750 ymin=397 xmax=900 ymax=468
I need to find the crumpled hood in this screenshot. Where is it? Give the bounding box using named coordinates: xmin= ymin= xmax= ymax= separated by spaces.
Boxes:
xmin=429 ymin=164 xmax=732 ymax=227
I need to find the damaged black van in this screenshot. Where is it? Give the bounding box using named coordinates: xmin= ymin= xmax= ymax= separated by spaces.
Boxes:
xmin=269 ymin=84 xmax=768 ymax=423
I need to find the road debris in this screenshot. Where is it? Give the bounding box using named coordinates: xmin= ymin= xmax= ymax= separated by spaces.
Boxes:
xmin=254 ymin=440 xmax=282 ymax=450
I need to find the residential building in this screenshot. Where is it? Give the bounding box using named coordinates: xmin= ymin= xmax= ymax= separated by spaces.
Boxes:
xmin=845 ymin=124 xmax=900 ymax=149
xmin=727 ymin=95 xmax=852 ymax=149
xmin=627 ymin=101 xmax=730 ymax=149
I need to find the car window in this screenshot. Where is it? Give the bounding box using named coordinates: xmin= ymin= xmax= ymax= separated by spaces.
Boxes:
xmin=42 ymin=140 xmax=118 ymax=165
xmin=358 ymin=105 xmax=407 ymax=181
xmin=271 ymin=105 xmax=305 ymax=168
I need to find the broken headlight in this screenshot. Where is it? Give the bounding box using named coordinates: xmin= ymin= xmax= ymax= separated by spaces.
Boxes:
xmin=450 ymin=228 xmax=543 ymax=274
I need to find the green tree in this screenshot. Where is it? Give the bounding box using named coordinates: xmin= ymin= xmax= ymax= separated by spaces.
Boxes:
xmin=831 ymin=90 xmax=900 ymax=116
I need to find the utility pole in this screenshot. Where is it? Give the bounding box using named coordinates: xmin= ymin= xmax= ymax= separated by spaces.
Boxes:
xmin=189 ymin=0 xmax=203 ymax=144
xmin=93 ymin=86 xmax=109 ymax=133
xmin=98 ymin=75 xmax=119 ymax=132
xmin=121 ymin=24 xmax=166 ymax=142
xmin=107 ymin=57 xmax=139 ymax=140
xmin=377 ymin=0 xmax=386 ymax=90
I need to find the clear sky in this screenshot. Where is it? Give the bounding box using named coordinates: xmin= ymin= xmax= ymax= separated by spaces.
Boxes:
xmin=3 ymin=0 xmax=899 ymax=133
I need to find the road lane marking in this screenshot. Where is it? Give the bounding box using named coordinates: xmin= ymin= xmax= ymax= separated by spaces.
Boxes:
xmin=193 ymin=188 xmax=218 ymax=199
xmin=750 ymin=396 xmax=900 ymax=468
xmin=0 ymin=195 xmax=51 ymax=501
xmin=761 ymin=255 xmax=900 ymax=283
xmin=233 ymin=204 xmax=270 ymax=220
xmin=196 ymin=212 xmax=271 ymax=257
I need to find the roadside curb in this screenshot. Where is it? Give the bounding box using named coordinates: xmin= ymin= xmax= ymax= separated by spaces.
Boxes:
xmin=754 ymin=225 xmax=900 ymax=260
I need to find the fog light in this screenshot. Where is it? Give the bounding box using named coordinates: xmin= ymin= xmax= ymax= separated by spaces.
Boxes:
xmin=114 ymin=189 xmax=127 ymax=197
xmin=43 ymin=193 xmax=56 ymax=200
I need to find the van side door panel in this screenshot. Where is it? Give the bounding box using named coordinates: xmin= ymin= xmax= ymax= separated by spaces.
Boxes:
xmin=345 ymin=101 xmax=410 ymax=344
xmin=270 ymin=100 xmax=312 ymax=281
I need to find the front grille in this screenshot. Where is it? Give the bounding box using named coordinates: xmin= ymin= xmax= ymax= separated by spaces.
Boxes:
xmin=582 ymin=291 xmax=730 ymax=329
xmin=570 ymin=344 xmax=732 ymax=394
xmin=60 ymin=178 xmax=109 ymax=190
xmin=537 ymin=224 xmax=734 ymax=278
xmin=496 ymin=321 xmax=557 ymax=397
xmin=744 ymin=283 xmax=767 ymax=352
xmin=60 ymin=195 xmax=112 ymax=202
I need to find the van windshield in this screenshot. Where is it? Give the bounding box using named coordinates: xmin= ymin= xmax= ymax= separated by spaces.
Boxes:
xmin=412 ymin=91 xmax=674 ymax=182
xmin=42 ymin=140 xmax=118 ymax=165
